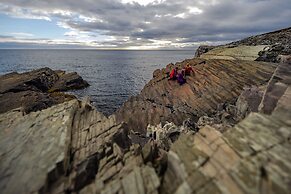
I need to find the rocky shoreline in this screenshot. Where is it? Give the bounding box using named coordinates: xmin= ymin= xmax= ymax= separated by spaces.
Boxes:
xmin=0 ymin=67 xmax=89 ymax=114
xmin=0 ymin=28 xmax=291 ymax=194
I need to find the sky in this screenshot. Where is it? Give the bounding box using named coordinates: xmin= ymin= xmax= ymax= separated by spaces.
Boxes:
xmin=0 ymin=0 xmax=290 ymax=49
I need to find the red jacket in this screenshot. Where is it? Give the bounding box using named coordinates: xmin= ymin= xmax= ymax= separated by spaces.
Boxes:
xmin=170 ymin=69 xmax=177 ymax=79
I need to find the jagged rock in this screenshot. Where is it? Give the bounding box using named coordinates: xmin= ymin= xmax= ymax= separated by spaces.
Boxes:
xmin=161 ymin=105 xmax=291 ymax=194
xmin=194 ymin=45 xmax=216 ymax=57
xmin=161 ymin=61 xmax=291 ymax=194
xmin=0 ymin=67 xmax=88 ymax=114
xmin=256 ymin=44 xmax=291 ymax=62
xmin=115 ymin=58 xmax=276 ymax=133
xmin=196 ymin=115 xmax=215 ymax=128
xmin=0 ymin=100 xmax=78 ymax=194
xmin=0 ymin=99 xmax=129 ymax=193
xmin=146 ymin=122 xmax=188 ymax=150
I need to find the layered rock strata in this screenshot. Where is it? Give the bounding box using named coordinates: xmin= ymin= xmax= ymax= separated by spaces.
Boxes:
xmin=115 ymin=58 xmax=277 ymax=133
xmin=0 ymin=61 xmax=290 ymax=194
xmin=0 ymin=99 xmax=162 ymax=194
xmin=160 ymin=61 xmax=291 ymax=194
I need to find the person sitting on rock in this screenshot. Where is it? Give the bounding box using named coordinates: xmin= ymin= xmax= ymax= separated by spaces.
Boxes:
xmin=168 ymin=67 xmax=178 ymax=80
xmin=185 ymin=63 xmax=195 ymax=76
xmin=177 ymin=69 xmax=186 ymax=85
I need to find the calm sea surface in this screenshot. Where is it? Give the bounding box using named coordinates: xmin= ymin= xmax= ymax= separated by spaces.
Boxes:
xmin=0 ymin=49 xmax=195 ymax=115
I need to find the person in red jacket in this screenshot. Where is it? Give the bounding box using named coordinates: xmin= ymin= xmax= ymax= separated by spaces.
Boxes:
xmin=185 ymin=63 xmax=195 ymax=76
xmin=169 ymin=67 xmax=178 ymax=80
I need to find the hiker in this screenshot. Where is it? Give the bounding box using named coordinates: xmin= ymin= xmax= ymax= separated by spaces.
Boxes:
xmin=177 ymin=69 xmax=186 ymax=85
xmin=168 ymin=67 xmax=178 ymax=80
xmin=185 ymin=63 xmax=195 ymax=76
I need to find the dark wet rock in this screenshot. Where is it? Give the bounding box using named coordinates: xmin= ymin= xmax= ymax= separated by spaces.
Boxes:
xmin=49 ymin=71 xmax=89 ymax=92
xmin=115 ymin=58 xmax=276 ymax=133
xmin=194 ymin=45 xmax=216 ymax=57
xmin=0 ymin=67 xmax=59 ymax=93
xmin=0 ymin=67 xmax=88 ymax=114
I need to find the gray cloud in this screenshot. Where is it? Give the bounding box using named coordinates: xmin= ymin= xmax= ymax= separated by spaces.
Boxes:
xmin=0 ymin=0 xmax=291 ymax=48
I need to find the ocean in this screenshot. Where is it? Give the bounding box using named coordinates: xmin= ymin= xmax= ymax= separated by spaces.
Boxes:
xmin=0 ymin=49 xmax=195 ymax=115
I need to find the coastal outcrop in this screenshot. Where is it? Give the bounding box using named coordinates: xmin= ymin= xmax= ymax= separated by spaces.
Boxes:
xmin=0 ymin=67 xmax=89 ymax=113
xmin=197 ymin=27 xmax=291 ymax=62
xmin=1 ymin=27 xmax=291 ymax=194
xmin=0 ymin=61 xmax=290 ymax=194
xmin=115 ymin=58 xmax=277 ymax=133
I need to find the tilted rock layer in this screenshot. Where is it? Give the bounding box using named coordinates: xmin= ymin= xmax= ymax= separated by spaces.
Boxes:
xmin=160 ymin=61 xmax=291 ymax=194
xmin=115 ymin=58 xmax=277 ymax=133
xmin=0 ymin=62 xmax=290 ymax=194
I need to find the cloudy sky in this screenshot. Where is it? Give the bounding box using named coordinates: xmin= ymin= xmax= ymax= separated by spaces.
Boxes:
xmin=0 ymin=0 xmax=290 ymax=49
